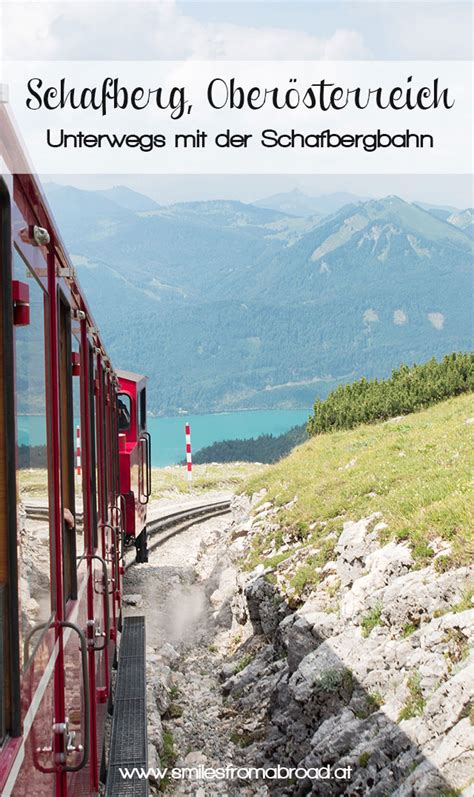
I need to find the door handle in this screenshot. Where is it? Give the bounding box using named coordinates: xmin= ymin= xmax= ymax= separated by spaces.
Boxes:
xmin=138 ymin=433 xmax=151 ymax=504
xmin=144 ymin=431 xmax=152 ymax=498
xmin=138 ymin=436 xmax=148 ymax=505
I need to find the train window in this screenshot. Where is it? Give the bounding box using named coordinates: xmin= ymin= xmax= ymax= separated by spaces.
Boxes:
xmin=88 ymin=346 xmax=98 ymax=550
xmin=94 ymin=364 xmax=107 ymax=523
xmin=58 ymin=294 xmax=76 ymax=601
xmin=72 ymin=335 xmax=85 ymax=559
xmin=100 ymin=366 xmax=108 ymax=519
xmin=0 ymin=186 xmax=20 ymax=740
xmin=106 ymin=377 xmax=114 ymax=509
xmin=139 ymin=388 xmax=147 ymax=432
xmin=13 ymin=249 xmax=52 ymax=669
xmin=118 ymin=393 xmax=131 ymax=431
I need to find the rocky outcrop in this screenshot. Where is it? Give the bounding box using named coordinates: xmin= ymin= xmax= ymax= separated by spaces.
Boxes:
xmin=221 ymin=499 xmax=474 ymax=796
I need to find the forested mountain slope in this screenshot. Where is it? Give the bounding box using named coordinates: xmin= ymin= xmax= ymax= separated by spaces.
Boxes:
xmin=46 ymin=186 xmax=473 ymax=415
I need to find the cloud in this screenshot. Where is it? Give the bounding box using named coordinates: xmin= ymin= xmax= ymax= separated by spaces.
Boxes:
xmin=3 ymin=1 xmax=369 ymax=61
xmin=428 ymin=312 xmax=445 ymax=330
xmin=386 ymin=3 xmax=472 ymax=60
xmin=393 ymin=309 xmax=407 ymax=326
xmin=363 ymin=308 xmax=379 ymax=324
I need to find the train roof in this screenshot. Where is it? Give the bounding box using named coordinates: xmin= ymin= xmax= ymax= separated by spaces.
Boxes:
xmin=116 ymin=369 xmax=148 ymax=384
xmin=0 ymin=100 xmax=116 ymax=378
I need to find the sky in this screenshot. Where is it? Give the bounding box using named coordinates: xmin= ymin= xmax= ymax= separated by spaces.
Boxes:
xmin=45 ymin=174 xmax=473 ymax=209
xmin=2 ymin=2 xmax=472 ymax=62
xmin=1 ymin=1 xmax=472 ymax=207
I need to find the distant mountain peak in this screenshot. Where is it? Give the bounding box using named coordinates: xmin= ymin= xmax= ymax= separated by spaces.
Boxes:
xmin=96 ymin=185 xmax=160 ymax=212
xmin=45 ymin=183 xmax=473 ymax=416
xmin=254 ymin=189 xmax=369 ymax=218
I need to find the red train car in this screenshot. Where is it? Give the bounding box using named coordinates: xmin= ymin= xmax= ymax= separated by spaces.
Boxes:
xmin=117 ymin=370 xmax=151 ymax=562
xmin=0 ymin=103 xmax=149 ymax=794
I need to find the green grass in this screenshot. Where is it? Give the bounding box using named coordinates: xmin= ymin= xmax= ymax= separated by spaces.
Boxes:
xmin=358 ymin=751 xmax=372 ymax=767
xmin=151 ymin=462 xmax=266 ymax=499
xmin=402 ymin=623 xmax=418 ymax=638
xmin=317 ymin=667 xmax=353 ymax=694
xmin=159 ymin=729 xmax=177 ymax=789
xmin=289 ymin=563 xmax=321 ymax=594
xmin=161 ymin=729 xmax=176 ymax=766
xmin=17 ymin=469 xmax=49 ymax=497
xmin=398 ymin=673 xmax=426 ymax=721
xmin=18 ymin=462 xmax=267 ymax=501
xmin=361 ymin=604 xmax=383 ymax=637
xmin=244 ymin=394 xmax=474 ymax=573
xmin=451 ymin=583 xmax=474 ymax=613
xmin=233 ymin=653 xmax=255 ymax=674
xmin=355 ymin=691 xmax=384 ymax=720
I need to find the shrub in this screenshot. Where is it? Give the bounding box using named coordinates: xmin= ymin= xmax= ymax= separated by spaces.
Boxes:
xmin=308 ymin=353 xmax=474 ymax=436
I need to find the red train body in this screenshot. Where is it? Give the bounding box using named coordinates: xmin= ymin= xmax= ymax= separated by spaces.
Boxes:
xmin=117 ymin=371 xmax=151 ymax=562
xmin=0 ymin=104 xmax=150 ymax=794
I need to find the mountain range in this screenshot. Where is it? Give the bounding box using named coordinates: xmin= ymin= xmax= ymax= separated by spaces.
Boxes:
xmin=44 ymin=185 xmax=473 ymax=416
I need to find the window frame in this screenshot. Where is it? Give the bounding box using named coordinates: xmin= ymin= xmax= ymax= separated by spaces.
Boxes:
xmin=0 ymin=180 xmax=21 ymax=739
xmin=88 ymin=344 xmax=99 ymax=551
xmin=12 ymin=245 xmax=55 ymax=673
xmin=117 ymin=392 xmax=132 ymax=433
xmin=138 ymin=387 xmax=147 ymax=433
xmin=58 ymin=290 xmax=77 ymax=602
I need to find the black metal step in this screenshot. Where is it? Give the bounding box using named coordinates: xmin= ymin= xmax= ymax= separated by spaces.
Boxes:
xmin=106 ymin=616 xmax=149 ymax=796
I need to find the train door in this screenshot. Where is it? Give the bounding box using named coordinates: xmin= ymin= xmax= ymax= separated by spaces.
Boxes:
xmin=79 ymin=335 xmax=110 ymax=795
xmin=1 ymin=235 xmax=57 ymax=796
xmin=58 ymin=293 xmax=91 ymax=797
xmin=0 ymin=181 xmax=23 ymax=792
xmin=92 ymin=358 xmax=112 ymax=729
xmin=106 ymin=384 xmax=122 ymax=638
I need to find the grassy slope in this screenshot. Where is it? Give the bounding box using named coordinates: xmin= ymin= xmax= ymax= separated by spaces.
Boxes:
xmin=244 ymin=393 xmax=474 ymax=571
xmin=150 ymin=462 xmax=267 ymax=499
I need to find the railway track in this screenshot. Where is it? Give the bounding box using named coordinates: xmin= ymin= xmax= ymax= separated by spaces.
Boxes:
xmin=25 ymin=504 xmax=84 ymax=523
xmin=25 ymin=498 xmax=232 ymax=567
xmin=125 ymin=499 xmax=232 ymax=568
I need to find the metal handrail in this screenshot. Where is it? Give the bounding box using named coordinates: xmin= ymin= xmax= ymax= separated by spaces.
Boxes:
xmin=138 ymin=435 xmax=149 ymax=505
xmin=59 ymin=620 xmax=90 ymax=773
xmin=23 ymin=619 xmax=53 ymax=670
xmin=100 ymin=523 xmax=118 ymax=593
xmin=90 ymin=554 xmax=110 ymax=650
xmin=24 ymin=619 xmax=90 ymax=773
xmin=143 ymin=431 xmax=152 ymax=498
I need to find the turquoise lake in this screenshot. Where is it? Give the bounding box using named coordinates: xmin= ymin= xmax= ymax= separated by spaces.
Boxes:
xmin=18 ymin=409 xmax=311 ymax=467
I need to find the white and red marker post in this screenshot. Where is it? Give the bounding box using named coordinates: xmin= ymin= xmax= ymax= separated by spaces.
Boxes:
xmin=185 ymin=422 xmax=192 ymax=486
xmin=75 ymin=425 xmax=81 ymax=479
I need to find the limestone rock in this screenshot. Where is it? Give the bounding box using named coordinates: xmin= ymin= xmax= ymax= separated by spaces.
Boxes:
xmin=340 ymin=540 xmax=412 ymax=621
xmin=244 ymin=575 xmax=291 ymax=636
xmin=382 ymin=567 xmax=473 ymax=631
xmin=123 ymin=593 xmax=143 ymax=607
xmin=335 ymin=514 xmax=381 ymax=587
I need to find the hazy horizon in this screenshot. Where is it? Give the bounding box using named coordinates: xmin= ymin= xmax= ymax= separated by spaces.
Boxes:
xmin=45 ymin=174 xmax=473 ymax=210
